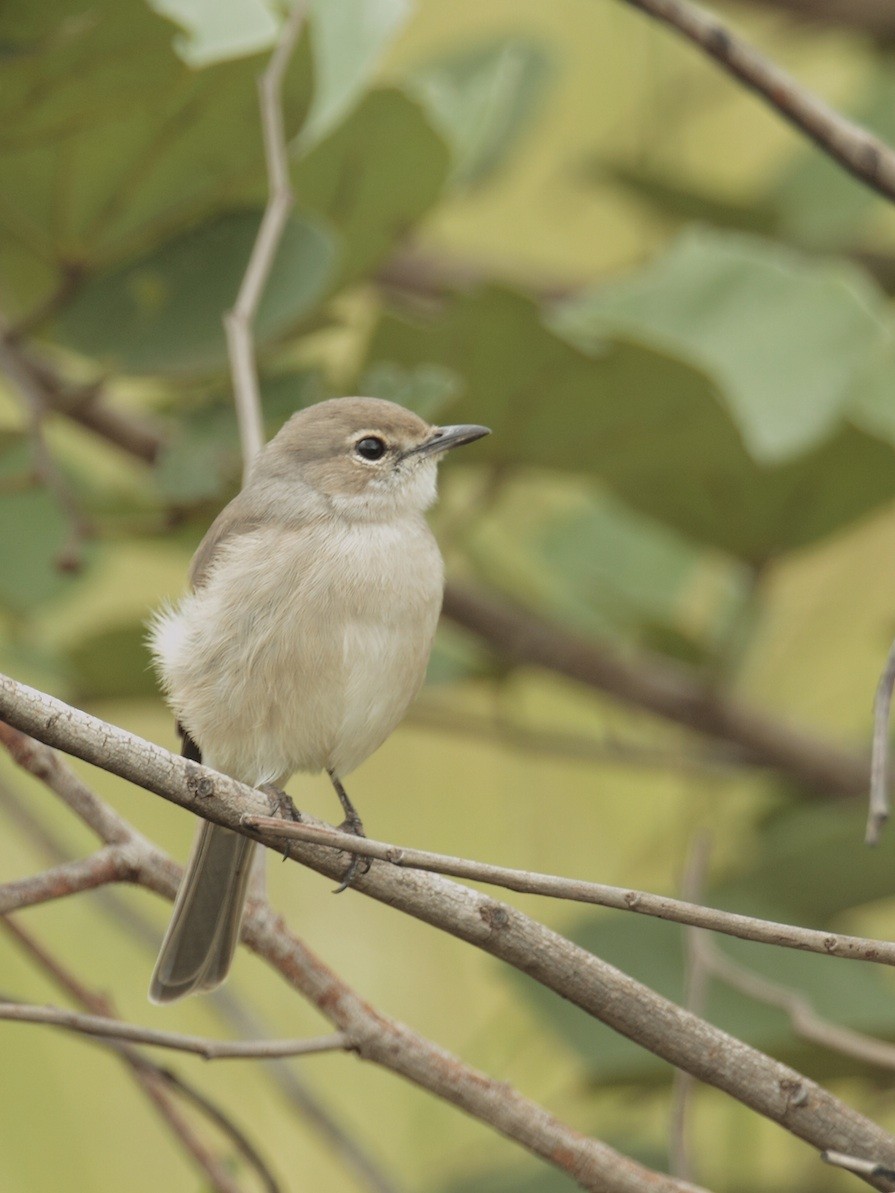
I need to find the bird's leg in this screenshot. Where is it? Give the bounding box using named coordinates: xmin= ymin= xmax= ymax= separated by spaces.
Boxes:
xmin=327 ymin=771 xmax=370 ymax=892
xmin=259 ymin=783 xmax=301 ymax=862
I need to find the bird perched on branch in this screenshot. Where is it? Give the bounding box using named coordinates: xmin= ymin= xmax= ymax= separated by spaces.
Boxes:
xmin=148 ymin=396 xmax=489 ymax=1003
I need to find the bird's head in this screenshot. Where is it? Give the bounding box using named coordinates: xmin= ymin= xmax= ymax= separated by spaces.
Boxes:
xmin=257 ymin=396 xmax=490 ymax=521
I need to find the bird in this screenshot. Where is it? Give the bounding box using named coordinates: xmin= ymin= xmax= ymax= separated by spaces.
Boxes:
xmin=147 ymin=396 xmax=490 ymax=1003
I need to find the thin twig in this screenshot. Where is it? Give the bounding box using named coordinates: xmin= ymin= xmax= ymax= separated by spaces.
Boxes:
xmin=616 ymin=0 xmax=895 ymax=203
xmin=0 ymin=847 xmax=130 ymax=913
xmin=692 ymin=933 xmax=895 ymax=1073
xmin=4 ymin=679 xmax=895 ymax=1188
xmin=1 ymin=918 xmax=262 ymax=1193
xmin=0 ymin=1001 xmax=349 ymax=1060
xmin=0 ymin=778 xmax=403 ymax=1193
xmin=223 ymin=3 xmax=305 ymax=475
xmin=867 ymin=637 xmax=895 ymax=844
xmin=824 ymin=1152 xmax=895 ymax=1181
xmin=240 ymin=816 xmax=895 ymax=967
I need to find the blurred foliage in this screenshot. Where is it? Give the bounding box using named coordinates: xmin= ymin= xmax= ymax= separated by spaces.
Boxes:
xmin=3 ymin=1 xmax=895 ymax=1191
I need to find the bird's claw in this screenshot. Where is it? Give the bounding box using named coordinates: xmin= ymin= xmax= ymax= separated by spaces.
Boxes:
xmin=332 ymin=814 xmax=371 ymax=893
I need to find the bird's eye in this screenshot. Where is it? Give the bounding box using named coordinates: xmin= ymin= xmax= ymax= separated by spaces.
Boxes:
xmin=355 ymin=436 xmax=386 ymax=461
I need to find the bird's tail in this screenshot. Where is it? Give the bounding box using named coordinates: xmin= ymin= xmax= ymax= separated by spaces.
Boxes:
xmin=149 ymin=819 xmax=256 ymax=1003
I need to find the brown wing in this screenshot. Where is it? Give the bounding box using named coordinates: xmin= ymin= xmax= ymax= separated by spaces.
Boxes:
xmin=187 ymin=490 xmax=261 ymax=591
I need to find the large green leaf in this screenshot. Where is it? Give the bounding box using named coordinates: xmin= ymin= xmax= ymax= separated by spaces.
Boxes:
xmin=713 ymin=803 xmax=895 ymax=925
xmin=149 ymin=0 xmax=279 ymax=66
xmin=530 ymin=496 xmax=747 ymax=660
xmin=299 ymin=0 xmax=411 ymax=149
xmin=0 ymin=0 xmax=314 ymax=319
xmin=554 ymin=228 xmax=889 ymax=464
xmin=405 ymin=36 xmax=552 ymax=187
xmin=53 ymin=211 xmax=336 ymax=375
xmin=368 ymin=284 xmax=895 ymax=563
xmin=300 ymin=88 xmax=451 ymax=285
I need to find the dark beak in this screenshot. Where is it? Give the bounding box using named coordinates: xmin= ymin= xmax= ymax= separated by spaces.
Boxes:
xmin=410 ymin=424 xmax=491 ymax=459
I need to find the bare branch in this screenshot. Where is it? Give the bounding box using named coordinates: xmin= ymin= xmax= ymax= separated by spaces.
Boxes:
xmin=867 ymin=637 xmax=895 ymax=843
xmin=0 ymin=1001 xmax=348 ymax=1060
xmin=4 ymin=675 xmax=895 ymax=1187
xmin=615 ymin=0 xmax=895 ymax=203
xmin=0 ymin=778 xmax=402 ymax=1193
xmin=0 ymin=847 xmax=129 ymax=913
xmin=0 ymin=721 xmax=137 ymax=844
xmin=240 ymin=815 xmax=895 ymax=967
xmin=0 ymin=683 xmax=701 ymax=1192
xmin=0 ymin=319 xmax=162 ymax=464
xmin=442 ymin=584 xmax=871 ymax=797
xmin=2 ymin=917 xmax=268 ymax=1193
xmin=694 ymin=935 xmax=895 ymax=1073
xmin=224 ymin=3 xmax=306 ymax=475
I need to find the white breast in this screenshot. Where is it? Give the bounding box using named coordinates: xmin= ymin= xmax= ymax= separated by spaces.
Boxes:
xmin=150 ymin=516 xmax=444 ymax=786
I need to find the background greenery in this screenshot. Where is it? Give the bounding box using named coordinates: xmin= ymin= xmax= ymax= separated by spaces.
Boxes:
xmin=3 ymin=0 xmax=895 ymax=1190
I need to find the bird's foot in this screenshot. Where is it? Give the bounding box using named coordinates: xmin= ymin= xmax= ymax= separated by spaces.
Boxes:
xmin=260 ymin=784 xmax=301 ymax=861
xmin=333 ymin=812 xmax=371 ymax=894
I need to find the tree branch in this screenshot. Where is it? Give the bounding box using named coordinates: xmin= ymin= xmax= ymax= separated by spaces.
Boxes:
xmin=223 ymin=2 xmax=305 ymax=474
xmin=0 ymin=1001 xmax=349 ymax=1061
xmin=442 ymin=584 xmax=871 ymax=797
xmin=240 ymin=815 xmax=895 ymax=966
xmin=0 ymin=319 xmax=163 ymax=464
xmin=614 ymin=0 xmax=895 ymax=203
xmin=4 ymin=674 xmax=895 ymax=1188
xmin=2 ymin=916 xmax=269 ymax=1193
xmin=0 ymin=683 xmax=696 ymax=1193
xmin=0 ymin=776 xmax=404 ymax=1193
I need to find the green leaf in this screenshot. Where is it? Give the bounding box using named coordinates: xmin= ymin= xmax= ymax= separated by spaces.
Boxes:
xmin=53 ymin=210 xmax=337 ymax=375
xmin=596 ymin=161 xmax=781 ymax=237
xmin=713 ymin=803 xmax=895 ymax=925
xmin=533 ymin=495 xmax=747 ymax=657
xmin=301 ymin=88 xmax=451 ymax=284
xmin=554 ymin=228 xmax=889 ymax=464
xmin=405 ymin=37 xmax=552 ymax=187
xmin=0 ymin=0 xmax=314 ymax=318
xmin=299 ymin=0 xmax=411 ymax=149
xmin=149 ymin=0 xmax=279 ymax=67
xmin=367 ymin=284 xmax=895 ymax=562
xmin=358 ymin=360 xmax=462 ymax=421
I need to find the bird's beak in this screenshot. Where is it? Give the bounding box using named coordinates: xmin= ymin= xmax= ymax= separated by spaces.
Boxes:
xmin=409 ymin=424 xmax=491 ymax=459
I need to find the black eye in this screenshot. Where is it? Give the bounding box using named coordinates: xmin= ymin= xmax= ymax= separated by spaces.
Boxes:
xmin=355 ymin=436 xmax=386 ymax=461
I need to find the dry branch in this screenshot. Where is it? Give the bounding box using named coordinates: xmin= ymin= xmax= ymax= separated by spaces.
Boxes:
xmin=241 ymin=815 xmax=895 ymax=966
xmin=616 ymin=0 xmax=895 ymax=203
xmin=3 ymin=674 xmax=895 ymax=1188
